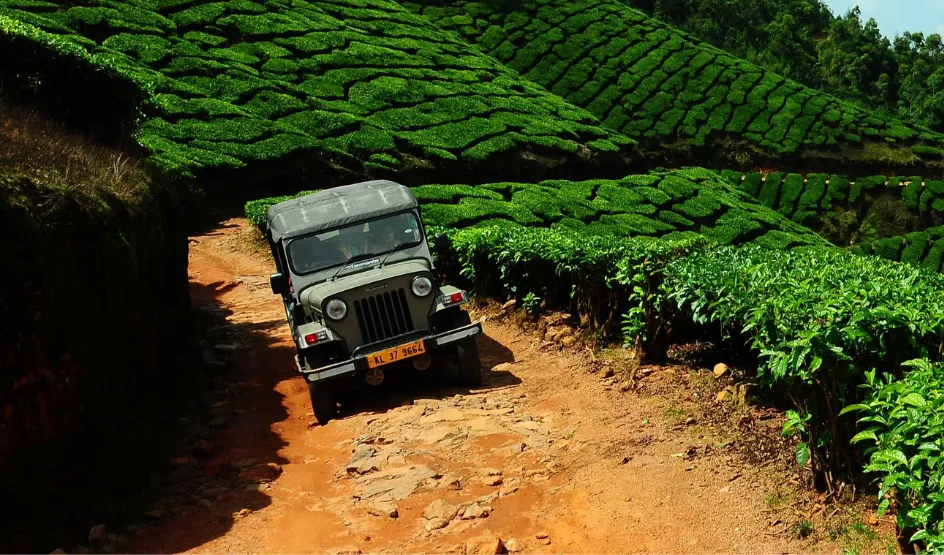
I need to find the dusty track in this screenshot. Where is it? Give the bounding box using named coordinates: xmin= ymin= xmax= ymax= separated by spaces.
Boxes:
xmin=127 ymin=218 xmax=855 ymax=554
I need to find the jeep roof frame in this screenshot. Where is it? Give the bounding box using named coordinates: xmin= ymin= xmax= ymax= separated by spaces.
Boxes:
xmin=266 ymin=180 xmax=420 ymax=242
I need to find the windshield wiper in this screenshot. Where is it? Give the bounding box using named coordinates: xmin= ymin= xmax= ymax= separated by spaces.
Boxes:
xmin=328 ymin=252 xmax=382 ymax=281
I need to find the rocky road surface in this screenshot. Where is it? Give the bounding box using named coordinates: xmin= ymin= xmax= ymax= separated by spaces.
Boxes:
xmin=118 ymin=219 xmax=858 ymax=554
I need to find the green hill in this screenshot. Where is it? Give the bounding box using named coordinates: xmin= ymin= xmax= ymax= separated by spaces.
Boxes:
xmin=0 ymin=0 xmax=634 ymax=187
xmin=405 ymin=0 xmax=944 ymax=175
xmin=247 ymin=168 xmax=826 ymax=250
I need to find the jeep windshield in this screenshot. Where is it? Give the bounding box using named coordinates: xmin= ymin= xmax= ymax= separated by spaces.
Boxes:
xmin=287 ymin=212 xmax=423 ymax=275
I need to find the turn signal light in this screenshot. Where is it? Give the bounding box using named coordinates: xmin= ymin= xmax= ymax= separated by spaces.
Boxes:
xmin=303 ymin=331 xmax=328 ymax=345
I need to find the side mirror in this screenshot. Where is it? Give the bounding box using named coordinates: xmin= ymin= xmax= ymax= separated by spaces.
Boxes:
xmin=270 ymin=272 xmax=288 ymax=296
xmin=433 ymin=232 xmax=452 ymax=255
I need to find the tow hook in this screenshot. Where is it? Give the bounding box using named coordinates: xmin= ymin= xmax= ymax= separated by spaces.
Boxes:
xmin=412 ymin=353 xmax=431 ymax=371
xmin=366 ymin=367 xmax=384 ymax=386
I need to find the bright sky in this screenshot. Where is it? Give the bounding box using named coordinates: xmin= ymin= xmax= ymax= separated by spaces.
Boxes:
xmin=822 ymin=0 xmax=944 ymax=40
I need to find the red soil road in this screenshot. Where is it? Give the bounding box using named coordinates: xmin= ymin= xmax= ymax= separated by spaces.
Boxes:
xmin=128 ymin=218 xmax=847 ymax=554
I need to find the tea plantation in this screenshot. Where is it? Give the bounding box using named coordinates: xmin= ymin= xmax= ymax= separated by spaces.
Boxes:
xmin=405 ymin=0 xmax=944 ymax=172
xmin=0 ymin=0 xmax=634 ymax=182
xmin=247 ymin=168 xmax=825 ymax=249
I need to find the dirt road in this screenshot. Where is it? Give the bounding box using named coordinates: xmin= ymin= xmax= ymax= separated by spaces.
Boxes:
xmin=125 ymin=219 xmax=864 ymax=554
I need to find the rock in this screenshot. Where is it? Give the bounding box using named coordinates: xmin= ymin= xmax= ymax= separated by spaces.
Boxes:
xmin=362 ymin=466 xmax=440 ymax=499
xmin=367 ymin=499 xmax=399 ymax=518
xmin=460 ymin=503 xmax=489 ymax=520
xmin=192 ymin=440 xmax=215 ymax=457
xmin=162 ymin=464 xmax=199 ymax=485
xmin=505 ymin=538 xmax=523 ymax=552
xmin=88 ymin=524 xmax=107 ymax=546
xmin=231 ymin=457 xmax=258 ymax=470
xmin=713 ymin=363 xmax=730 ymax=378
xmin=482 ymin=476 xmax=503 ymax=486
xmin=236 ymin=508 xmax=251 ymax=518
xmin=618 ymin=381 xmax=633 ymax=393
xmin=466 ymin=535 xmax=504 ymax=555
xmin=601 ymin=366 xmax=615 ymax=379
xmin=499 ymin=484 xmax=519 ymax=497
xmin=425 ymin=517 xmax=452 ymax=531
xmin=348 ymin=444 xmax=376 ymax=465
xmin=735 ymin=384 xmax=752 ymax=406
xmin=476 ymin=492 xmax=499 ymax=505
xmin=240 ymin=462 xmax=283 ymax=483
xmin=145 ymin=509 xmax=165 ymax=519
xmin=535 ymin=532 xmax=549 ymax=540
xmin=492 ymin=362 xmax=513 ymax=373
xmin=561 ymin=336 xmax=576 ymax=347
xmin=543 ymin=332 xmax=555 ymax=342
xmin=715 ymin=387 xmax=735 ymax=403
xmin=424 ymin=499 xmax=459 ymax=522
xmin=439 ymin=474 xmax=463 ymax=490
xmin=347 ymin=458 xmax=380 ymax=475
xmin=208 ymin=417 xmax=229 ymax=429
xmin=50 ymin=549 xmax=66 ymax=554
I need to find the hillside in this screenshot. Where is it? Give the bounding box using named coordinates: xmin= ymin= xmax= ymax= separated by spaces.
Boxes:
xmin=628 ymin=1 xmax=944 ymax=136
xmin=405 ymin=0 xmax=944 ymax=175
xmin=248 ymin=168 xmax=826 ymax=250
xmin=0 ymin=98 xmax=195 ymax=550
xmin=0 ymin=0 xmax=635 ymax=190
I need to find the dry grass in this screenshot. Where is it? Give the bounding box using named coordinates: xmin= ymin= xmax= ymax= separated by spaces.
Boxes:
xmin=0 ymin=98 xmax=147 ymax=202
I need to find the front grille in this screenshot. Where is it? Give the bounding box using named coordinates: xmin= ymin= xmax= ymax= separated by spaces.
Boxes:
xmin=353 ymin=288 xmax=415 ymax=343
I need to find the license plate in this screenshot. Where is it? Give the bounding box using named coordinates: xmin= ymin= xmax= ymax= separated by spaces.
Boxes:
xmin=366 ymin=339 xmax=426 ymax=368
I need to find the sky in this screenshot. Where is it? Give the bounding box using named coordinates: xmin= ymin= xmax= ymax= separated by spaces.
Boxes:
xmin=822 ymin=0 xmax=944 ymax=40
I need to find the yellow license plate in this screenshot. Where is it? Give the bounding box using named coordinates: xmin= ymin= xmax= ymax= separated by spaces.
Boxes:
xmin=366 ymin=339 xmax=426 ymax=368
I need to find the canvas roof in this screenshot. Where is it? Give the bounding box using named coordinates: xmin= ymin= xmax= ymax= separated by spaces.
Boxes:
xmin=267 ymin=180 xmax=419 ymax=241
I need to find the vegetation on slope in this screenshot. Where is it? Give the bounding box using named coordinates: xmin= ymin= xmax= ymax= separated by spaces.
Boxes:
xmin=0 ymin=0 xmax=634 ymax=188
xmin=630 ymin=1 xmax=944 ymax=135
xmin=0 ymin=98 xmax=195 ymax=551
xmin=405 ymin=0 xmax=944 ymax=174
xmin=247 ymin=168 xmax=826 ymax=249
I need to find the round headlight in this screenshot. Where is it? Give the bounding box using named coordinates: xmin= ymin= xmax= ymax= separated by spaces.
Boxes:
xmin=411 ymin=276 xmax=433 ymax=297
xmin=325 ymin=299 xmax=347 ymax=320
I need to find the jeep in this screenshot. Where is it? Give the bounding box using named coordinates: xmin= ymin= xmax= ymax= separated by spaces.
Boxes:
xmin=264 ymin=180 xmax=483 ymax=424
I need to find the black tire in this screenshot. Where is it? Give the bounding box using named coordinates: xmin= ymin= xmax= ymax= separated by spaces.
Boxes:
xmin=448 ymin=310 xmax=482 ymax=387
xmin=457 ymin=337 xmax=482 ymax=387
xmin=308 ymin=382 xmax=337 ymax=425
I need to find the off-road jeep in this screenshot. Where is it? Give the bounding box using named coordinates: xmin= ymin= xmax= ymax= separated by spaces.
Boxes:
xmin=265 ymin=180 xmax=483 ymax=424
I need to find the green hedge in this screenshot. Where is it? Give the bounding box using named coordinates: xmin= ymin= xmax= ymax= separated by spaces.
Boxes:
xmin=247 ymin=168 xmax=826 ymax=249
xmin=851 ymin=360 xmax=944 ymax=551
xmin=662 ymin=245 xmax=944 ymax=485
xmin=0 ymin=0 xmax=634 ymax=182
xmin=405 ymin=0 xmax=944 ymax=170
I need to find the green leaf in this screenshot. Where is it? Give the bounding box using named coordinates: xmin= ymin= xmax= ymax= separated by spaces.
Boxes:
xmin=795 ymin=442 xmax=811 ymax=469
xmin=902 ymin=393 xmax=928 ymax=407
xmin=839 ymin=403 xmax=872 ymax=416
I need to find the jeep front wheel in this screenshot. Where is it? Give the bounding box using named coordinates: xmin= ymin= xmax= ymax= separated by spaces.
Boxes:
xmin=307 ymin=382 xmax=337 ymax=425
xmin=447 ymin=310 xmax=482 ymax=387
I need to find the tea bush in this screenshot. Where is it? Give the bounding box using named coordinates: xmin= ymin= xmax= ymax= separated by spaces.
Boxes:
xmin=0 ymin=0 xmax=634 ymax=182
xmin=246 ymin=168 xmax=826 ymax=249
xmin=849 ymin=360 xmax=944 ymax=552
xmin=405 ymin=0 xmax=944 ymax=171
xmin=663 ymin=246 xmax=944 ymax=482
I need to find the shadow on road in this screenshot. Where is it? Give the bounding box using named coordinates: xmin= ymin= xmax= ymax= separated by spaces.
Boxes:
xmin=126 ymin=279 xmax=295 ymax=554
xmin=335 ymin=329 xmax=521 ymax=420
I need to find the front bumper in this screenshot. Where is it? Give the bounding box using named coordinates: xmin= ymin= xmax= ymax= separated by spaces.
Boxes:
xmin=297 ymin=321 xmax=482 ymax=383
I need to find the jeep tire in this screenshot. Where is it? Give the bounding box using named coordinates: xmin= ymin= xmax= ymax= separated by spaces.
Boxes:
xmin=448 ymin=310 xmax=482 ymax=387
xmin=308 ymin=382 xmax=337 ymax=425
